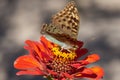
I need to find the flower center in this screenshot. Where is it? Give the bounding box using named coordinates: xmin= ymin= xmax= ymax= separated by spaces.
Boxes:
xmin=52 ymin=47 xmax=76 ymax=60
xmin=47 ymin=47 xmax=76 ymax=74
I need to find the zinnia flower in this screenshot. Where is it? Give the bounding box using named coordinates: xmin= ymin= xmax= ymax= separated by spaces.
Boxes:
xmin=14 ymin=36 xmax=104 ymax=80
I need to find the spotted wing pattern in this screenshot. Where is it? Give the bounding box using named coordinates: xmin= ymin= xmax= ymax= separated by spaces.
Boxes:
xmin=41 ymin=1 xmax=80 ymax=46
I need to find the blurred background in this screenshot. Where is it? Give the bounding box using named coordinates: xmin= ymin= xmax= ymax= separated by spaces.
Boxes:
xmin=0 ymin=0 xmax=120 ymax=80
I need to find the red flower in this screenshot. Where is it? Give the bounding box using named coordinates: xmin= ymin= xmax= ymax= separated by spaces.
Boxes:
xmin=14 ymin=36 xmax=104 ymax=80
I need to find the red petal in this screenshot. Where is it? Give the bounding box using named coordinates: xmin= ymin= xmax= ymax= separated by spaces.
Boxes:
xmin=61 ymin=78 xmax=66 ymax=80
xmin=62 ymin=72 xmax=73 ymax=78
xmin=47 ymin=69 xmax=57 ymax=75
xmin=41 ymin=36 xmax=54 ymax=49
xmin=71 ymin=60 xmax=89 ymax=69
xmin=71 ymin=63 xmax=82 ymax=69
xmin=90 ymin=66 xmax=104 ymax=80
xmin=37 ymin=42 xmax=53 ymax=58
xmin=25 ymin=40 xmax=41 ymax=55
xmin=14 ymin=55 xmax=44 ymax=71
xmin=24 ymin=40 xmax=41 ymax=57
xmin=25 ymin=40 xmax=52 ymax=61
xmin=81 ymin=68 xmax=95 ymax=74
xmin=74 ymin=66 xmax=104 ymax=80
xmin=74 ymin=67 xmax=97 ymax=78
xmin=75 ymin=48 xmax=88 ymax=60
xmin=84 ymin=54 xmax=100 ymax=63
xmin=16 ymin=69 xmax=43 ymax=75
xmin=40 ymin=36 xmax=55 ymax=57
xmin=25 ymin=40 xmax=35 ymax=50
xmin=76 ymin=41 xmax=83 ymax=48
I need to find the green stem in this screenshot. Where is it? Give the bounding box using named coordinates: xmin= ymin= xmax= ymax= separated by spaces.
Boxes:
xmin=47 ymin=76 xmax=53 ymax=80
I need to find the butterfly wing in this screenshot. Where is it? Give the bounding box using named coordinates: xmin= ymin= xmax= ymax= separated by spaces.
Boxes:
xmin=41 ymin=1 xmax=80 ymax=47
xmin=52 ymin=1 xmax=80 ymax=40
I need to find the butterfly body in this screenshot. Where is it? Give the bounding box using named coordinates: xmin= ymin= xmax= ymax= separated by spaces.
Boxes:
xmin=41 ymin=1 xmax=80 ymax=49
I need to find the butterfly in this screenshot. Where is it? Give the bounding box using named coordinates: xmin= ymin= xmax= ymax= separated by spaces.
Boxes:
xmin=41 ymin=1 xmax=80 ymax=49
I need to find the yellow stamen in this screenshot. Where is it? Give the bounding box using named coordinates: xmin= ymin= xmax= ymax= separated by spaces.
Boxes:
xmin=51 ymin=47 xmax=76 ymax=60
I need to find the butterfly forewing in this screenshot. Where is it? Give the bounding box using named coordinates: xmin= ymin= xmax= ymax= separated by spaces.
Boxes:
xmin=52 ymin=1 xmax=80 ymax=40
xmin=41 ymin=1 xmax=80 ymax=48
